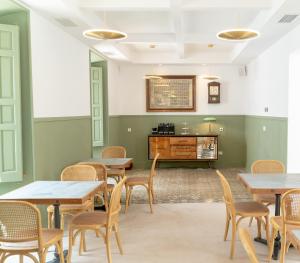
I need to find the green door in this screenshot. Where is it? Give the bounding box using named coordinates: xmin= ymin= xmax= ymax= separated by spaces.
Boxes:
xmin=0 ymin=24 xmax=22 ymax=182
xmin=91 ymin=67 xmax=104 ymax=147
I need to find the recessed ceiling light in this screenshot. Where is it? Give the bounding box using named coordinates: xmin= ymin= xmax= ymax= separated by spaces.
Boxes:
xmin=149 ymin=44 xmax=156 ymax=48
xmin=200 ymin=75 xmax=220 ymax=80
xmin=208 ymin=44 xmax=214 ymax=48
xmin=83 ymin=29 xmax=127 ymax=40
xmin=216 ymin=28 xmax=259 ymax=41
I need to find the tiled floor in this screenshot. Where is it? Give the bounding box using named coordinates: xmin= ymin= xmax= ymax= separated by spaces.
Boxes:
xmin=123 ymin=168 xmax=251 ymax=203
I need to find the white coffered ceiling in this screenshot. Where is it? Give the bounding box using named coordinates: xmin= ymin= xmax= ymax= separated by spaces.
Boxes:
xmin=15 ymin=0 xmax=300 ymax=64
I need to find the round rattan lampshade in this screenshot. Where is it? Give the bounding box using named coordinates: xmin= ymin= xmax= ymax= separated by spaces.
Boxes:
xmin=217 ymin=28 xmax=259 ymax=41
xmin=83 ymin=29 xmax=127 ymax=40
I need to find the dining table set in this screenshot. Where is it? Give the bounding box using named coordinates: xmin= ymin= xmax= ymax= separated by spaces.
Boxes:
xmin=238 ymin=172 xmax=300 ymax=260
xmin=0 ymin=156 xmax=132 ymax=263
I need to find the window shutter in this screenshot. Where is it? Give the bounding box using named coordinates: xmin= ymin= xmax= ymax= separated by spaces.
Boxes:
xmin=91 ymin=67 xmax=104 ymax=147
xmin=0 ymin=24 xmax=22 ymax=182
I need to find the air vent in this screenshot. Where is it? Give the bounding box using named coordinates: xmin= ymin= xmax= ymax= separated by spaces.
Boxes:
xmin=55 ymin=18 xmax=78 ymax=27
xmin=278 ymin=14 xmax=299 ymax=23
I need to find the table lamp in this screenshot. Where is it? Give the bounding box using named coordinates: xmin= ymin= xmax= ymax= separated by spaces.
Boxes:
xmin=203 ymin=117 xmax=217 ymax=134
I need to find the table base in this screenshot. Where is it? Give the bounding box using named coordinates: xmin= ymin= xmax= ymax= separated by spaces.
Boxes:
xmin=47 ymin=250 xmax=68 ymax=263
xmin=254 ymin=237 xmax=268 ymax=245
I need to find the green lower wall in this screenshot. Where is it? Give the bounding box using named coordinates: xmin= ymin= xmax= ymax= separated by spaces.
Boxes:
xmin=245 ymin=116 xmax=288 ymax=171
xmin=33 ymin=117 xmax=92 ymax=181
xmin=108 ymin=115 xmax=246 ymax=169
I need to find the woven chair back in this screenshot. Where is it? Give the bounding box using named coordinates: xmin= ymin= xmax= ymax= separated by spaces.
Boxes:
xmin=78 ymin=162 xmax=107 ymax=182
xmin=0 ymin=201 xmax=41 ymax=244
xmin=61 ymin=164 xmax=97 ymax=181
xmin=251 ymin=160 xmax=285 ymax=174
xmin=281 ymin=189 xmax=300 ymax=226
xmin=216 ymin=170 xmax=234 ymax=212
xmin=102 ymin=146 xmax=126 ymax=159
xmin=148 ymin=153 xmax=159 ymax=182
xmin=108 ymin=177 xmax=126 ymax=218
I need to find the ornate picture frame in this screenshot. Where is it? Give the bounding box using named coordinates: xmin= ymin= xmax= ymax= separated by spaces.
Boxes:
xmin=146 ymin=75 xmax=196 ymax=112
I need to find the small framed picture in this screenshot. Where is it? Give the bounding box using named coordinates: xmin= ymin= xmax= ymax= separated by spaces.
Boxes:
xmin=208 ymin=82 xmax=220 ymax=103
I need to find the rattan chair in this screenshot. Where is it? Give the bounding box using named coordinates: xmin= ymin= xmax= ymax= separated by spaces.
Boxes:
xmin=47 ymin=165 xmax=97 ymax=229
xmin=78 ymin=162 xmax=115 ymax=211
xmin=251 ymin=160 xmax=285 ymax=205
xmin=268 ymin=189 xmax=300 ymax=263
xmin=67 ymin=177 xmax=126 ymax=263
xmin=125 ymin=153 xmax=159 ymax=213
xmin=0 ymin=201 xmax=64 ymax=263
xmin=216 ymin=170 xmax=270 ymax=259
xmin=102 ymin=146 xmax=126 ymax=182
xmin=239 ymin=228 xmax=260 ymax=263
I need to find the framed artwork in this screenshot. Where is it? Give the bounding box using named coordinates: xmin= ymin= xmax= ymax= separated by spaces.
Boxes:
xmin=146 ymin=75 xmax=196 ymax=112
xmin=208 ymin=81 xmax=220 ymax=104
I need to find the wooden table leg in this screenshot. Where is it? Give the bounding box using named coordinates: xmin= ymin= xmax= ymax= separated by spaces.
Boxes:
xmin=272 ymin=194 xmax=281 ymax=260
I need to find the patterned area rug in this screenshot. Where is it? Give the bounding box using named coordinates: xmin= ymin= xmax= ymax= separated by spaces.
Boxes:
xmin=121 ymin=168 xmax=252 ymax=204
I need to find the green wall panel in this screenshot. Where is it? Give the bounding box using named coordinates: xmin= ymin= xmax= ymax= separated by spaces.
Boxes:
xmin=108 ymin=115 xmax=246 ymax=169
xmin=33 ymin=117 xmax=92 ymax=181
xmin=245 ymin=116 xmax=288 ymax=171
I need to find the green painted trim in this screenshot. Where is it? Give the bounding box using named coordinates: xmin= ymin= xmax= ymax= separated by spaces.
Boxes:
xmin=246 ymin=115 xmax=287 ymax=121
xmin=33 ymin=116 xmax=91 ymax=123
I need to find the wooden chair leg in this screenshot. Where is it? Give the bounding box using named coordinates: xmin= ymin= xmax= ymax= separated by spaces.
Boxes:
xmin=82 ymin=230 xmax=87 ymax=252
xmin=105 ymin=227 xmax=112 ymax=263
xmin=60 ymin=214 xmax=64 ymax=231
xmin=147 ymin=187 xmax=153 ymax=213
xmin=230 ymin=217 xmax=237 ymax=259
xmin=125 ymin=184 xmax=130 ymax=213
xmin=20 ymin=255 xmax=24 ymax=263
xmin=224 ymin=212 xmax=230 ymax=241
xmin=280 ymin=231 xmax=287 ymax=263
xmin=151 ymin=186 xmax=155 ymax=203
xmin=79 ymin=231 xmax=84 ymax=255
xmin=268 ymin=225 xmax=277 ymax=262
xmin=265 ymin=216 xmax=270 ymax=248
xmin=256 ymin=217 xmax=262 ymax=239
xmin=55 ymin=241 xmax=64 ymax=263
xmin=114 ymin=223 xmax=124 ymax=255
xmin=68 ymin=227 xmax=73 ymax=263
xmin=128 ymin=187 xmax=133 ymax=205
xmin=48 ymin=211 xmax=53 ymax=229
xmin=103 ymin=191 xmax=109 ymax=211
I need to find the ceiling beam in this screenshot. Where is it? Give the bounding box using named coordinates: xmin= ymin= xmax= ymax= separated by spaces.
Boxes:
xmin=182 ymin=0 xmax=273 ymax=10
xmin=170 ymin=0 xmax=185 ymax=59
xmin=79 ymin=0 xmax=272 ymax=11
xmin=79 ymin=0 xmax=170 ymax=11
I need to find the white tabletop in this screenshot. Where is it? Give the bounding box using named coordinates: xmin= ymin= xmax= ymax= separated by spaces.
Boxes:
xmin=238 ymin=173 xmax=300 ymax=194
xmin=0 ymin=180 xmax=103 ymax=205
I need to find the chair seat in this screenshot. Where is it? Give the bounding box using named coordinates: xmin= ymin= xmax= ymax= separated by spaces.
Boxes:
xmin=125 ymin=177 xmax=148 ymax=186
xmin=47 ymin=200 xmax=93 ymax=213
xmin=271 ymin=216 xmax=300 ymax=231
xmin=71 ymin=211 xmax=107 ymax=227
xmin=107 ymin=169 xmax=125 ymax=176
xmin=0 ymin=229 xmax=63 ymax=251
xmin=235 ymin=201 xmax=269 ymax=216
xmin=253 ymin=194 xmax=275 ymax=205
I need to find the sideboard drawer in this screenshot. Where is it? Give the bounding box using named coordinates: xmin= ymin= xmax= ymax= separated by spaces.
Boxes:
xmin=170 ymin=137 xmax=196 ymax=145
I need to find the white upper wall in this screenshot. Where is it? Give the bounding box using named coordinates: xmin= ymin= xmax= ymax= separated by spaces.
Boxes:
xmin=30 ymin=11 xmax=90 ymax=118
xmin=111 ymin=63 xmax=246 ymax=115
xmin=245 ymin=21 xmax=300 ymax=118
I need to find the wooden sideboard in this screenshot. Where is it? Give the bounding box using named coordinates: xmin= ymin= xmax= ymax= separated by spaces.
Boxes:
xmin=148 ymin=135 xmax=218 ymax=161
